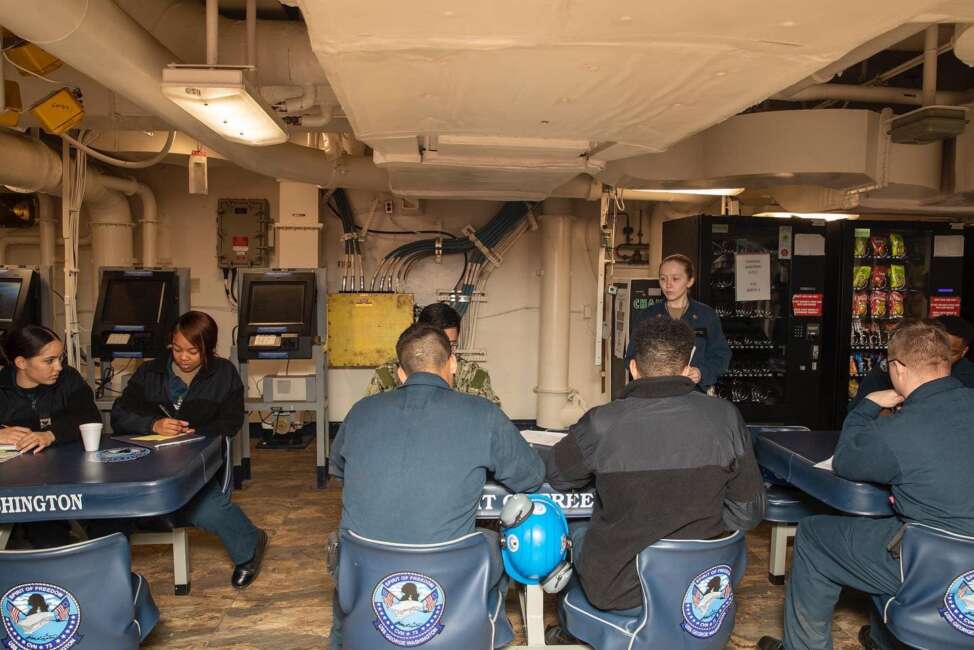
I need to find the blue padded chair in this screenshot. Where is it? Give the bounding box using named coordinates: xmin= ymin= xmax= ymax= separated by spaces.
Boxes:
xmin=765 ymin=484 xmax=833 ymax=585
xmin=0 ymin=533 xmax=158 ymax=648
xmin=872 ymin=523 xmax=974 ymax=649
xmin=560 ymin=531 xmax=747 ymax=650
xmin=338 ymin=529 xmax=513 ymax=650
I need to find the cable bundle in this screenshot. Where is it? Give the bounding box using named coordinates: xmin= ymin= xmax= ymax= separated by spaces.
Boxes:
xmin=369 ymin=201 xmax=534 ymax=293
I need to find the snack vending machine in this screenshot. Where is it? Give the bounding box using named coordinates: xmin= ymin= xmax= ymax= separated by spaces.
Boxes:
xmin=828 ymin=220 xmax=966 ymax=426
xmin=663 ymin=215 xmax=834 ymax=429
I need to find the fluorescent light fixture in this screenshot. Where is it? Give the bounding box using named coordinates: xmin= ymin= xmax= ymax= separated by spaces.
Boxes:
xmin=755 ymin=211 xmax=858 ymax=221
xmin=161 ymin=66 xmax=287 ymax=146
xmin=625 ymin=187 xmax=746 ymax=197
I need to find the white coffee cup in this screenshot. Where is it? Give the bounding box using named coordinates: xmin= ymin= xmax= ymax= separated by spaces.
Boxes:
xmin=79 ymin=422 xmax=103 ymax=452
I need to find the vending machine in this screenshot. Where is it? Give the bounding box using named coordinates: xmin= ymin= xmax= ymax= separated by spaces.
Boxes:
xmin=663 ymin=215 xmax=834 ymax=429
xmin=827 ymin=220 xmax=966 ymax=426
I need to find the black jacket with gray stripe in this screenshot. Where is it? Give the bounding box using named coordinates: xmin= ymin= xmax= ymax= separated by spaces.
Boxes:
xmin=546 ymin=375 xmax=766 ymax=611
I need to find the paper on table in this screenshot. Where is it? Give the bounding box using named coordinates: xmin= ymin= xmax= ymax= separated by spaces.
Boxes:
xmin=813 ymin=456 xmax=834 ymax=471
xmin=520 ymin=430 xmax=566 ymax=447
xmin=131 ymin=434 xmax=178 ymax=442
xmin=0 ymin=443 xmax=16 ymax=451
xmin=0 ymin=448 xmax=23 ymax=463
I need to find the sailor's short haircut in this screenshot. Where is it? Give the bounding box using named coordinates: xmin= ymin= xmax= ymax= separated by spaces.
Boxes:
xmin=396 ymin=322 xmax=452 ymax=376
xmin=632 ymin=316 xmax=695 ymax=377
xmin=888 ymin=319 xmax=951 ymax=369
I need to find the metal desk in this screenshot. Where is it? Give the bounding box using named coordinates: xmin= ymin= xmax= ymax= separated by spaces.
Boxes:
xmin=754 ymin=429 xmax=893 ymax=517
xmin=0 ymin=436 xmax=222 ymax=594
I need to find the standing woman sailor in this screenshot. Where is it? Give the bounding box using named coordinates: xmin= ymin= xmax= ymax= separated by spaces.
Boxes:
xmin=111 ymin=310 xmax=268 ymax=588
xmin=628 ymin=254 xmax=731 ymax=392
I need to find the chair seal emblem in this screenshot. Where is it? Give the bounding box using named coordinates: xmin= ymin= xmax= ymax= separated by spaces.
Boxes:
xmin=371 ymin=572 xmax=445 ymax=647
xmin=1 ymin=582 xmax=82 ymax=650
xmin=681 ymin=564 xmax=733 ymax=639
xmin=940 ymin=569 xmax=974 ymax=637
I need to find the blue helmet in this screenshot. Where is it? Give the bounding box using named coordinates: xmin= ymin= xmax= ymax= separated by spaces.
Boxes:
xmin=501 ymin=494 xmax=572 ymax=591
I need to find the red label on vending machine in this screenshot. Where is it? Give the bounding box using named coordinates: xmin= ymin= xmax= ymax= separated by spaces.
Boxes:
xmin=929 ymin=296 xmax=961 ymax=317
xmin=792 ymin=293 xmax=823 ymax=317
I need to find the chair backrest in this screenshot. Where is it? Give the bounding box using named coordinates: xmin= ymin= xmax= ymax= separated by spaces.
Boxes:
xmin=880 ymin=523 xmax=974 ymax=649
xmin=633 ymin=531 xmax=748 ymax=648
xmin=338 ymin=530 xmax=504 ymax=650
xmin=221 ymin=435 xmax=233 ymax=496
xmin=0 ymin=533 xmax=143 ymax=649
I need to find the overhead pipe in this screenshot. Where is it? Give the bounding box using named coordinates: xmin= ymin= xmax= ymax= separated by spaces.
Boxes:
xmin=99 ymin=177 xmax=159 ymax=267
xmin=0 ymin=130 xmax=135 ymax=270
xmin=0 ymin=0 xmax=391 ymax=191
xmin=114 ymin=0 xmax=328 ymax=86
xmin=776 ymin=23 xmax=932 ymax=99
xmin=245 ymin=0 xmax=256 ymax=79
xmin=37 ymin=193 xmax=57 ymax=268
xmin=922 ymin=25 xmax=939 ymax=106
xmin=205 ymin=0 xmax=218 ymax=65
xmin=535 ymin=199 xmax=577 ymax=430
xmin=773 ymin=84 xmax=971 ymax=106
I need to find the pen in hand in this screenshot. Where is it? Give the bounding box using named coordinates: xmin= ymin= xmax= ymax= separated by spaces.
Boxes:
xmin=155 ymin=405 xmax=193 ymax=436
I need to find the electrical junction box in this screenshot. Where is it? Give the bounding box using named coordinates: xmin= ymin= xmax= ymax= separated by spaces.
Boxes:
xmin=889 ymin=105 xmax=968 ymax=144
xmin=217 ymin=199 xmax=270 ymax=268
xmin=30 ymin=88 xmax=84 ymax=135
xmin=327 ymin=293 xmax=414 ymax=368
xmin=0 ymin=81 xmax=22 ymax=127
xmin=263 ymin=374 xmax=315 ymax=402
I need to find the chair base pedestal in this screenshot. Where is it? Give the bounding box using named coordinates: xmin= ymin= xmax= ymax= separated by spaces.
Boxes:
xmin=768 ymin=572 xmax=786 ymax=586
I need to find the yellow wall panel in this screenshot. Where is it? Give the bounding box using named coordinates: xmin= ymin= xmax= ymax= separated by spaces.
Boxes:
xmin=327 ymin=293 xmax=414 ymax=368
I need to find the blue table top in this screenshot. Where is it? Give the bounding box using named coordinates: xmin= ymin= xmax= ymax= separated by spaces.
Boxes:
xmin=755 ymin=430 xmax=893 ymax=517
xmin=0 ymin=436 xmax=223 ymax=523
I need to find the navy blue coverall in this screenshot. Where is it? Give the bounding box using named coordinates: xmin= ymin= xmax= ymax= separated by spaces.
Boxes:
xmin=783 ymin=377 xmax=974 ymax=649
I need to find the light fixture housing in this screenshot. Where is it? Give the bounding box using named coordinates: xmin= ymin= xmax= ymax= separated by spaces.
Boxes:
xmin=754 ymin=211 xmax=858 ymax=221
xmin=625 ymin=187 xmax=746 ymax=197
xmin=161 ymin=66 xmax=287 ymax=146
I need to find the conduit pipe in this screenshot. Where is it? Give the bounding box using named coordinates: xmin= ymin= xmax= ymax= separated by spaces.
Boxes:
xmin=245 ymin=0 xmax=256 ymax=78
xmin=777 ymin=23 xmax=932 ymax=98
xmin=0 ymin=130 xmax=136 ymax=270
xmin=205 ymin=0 xmax=218 ymax=65
xmin=773 ymin=84 xmax=970 ymax=106
xmin=99 ymin=177 xmax=158 ymax=267
xmin=0 ymin=0 xmax=391 ymax=191
xmin=0 ymin=235 xmax=39 ymax=265
xmin=535 ymin=199 xmax=576 ymax=430
xmin=37 ymin=193 xmax=57 ymax=268
xmin=922 ymin=25 xmax=939 ymax=106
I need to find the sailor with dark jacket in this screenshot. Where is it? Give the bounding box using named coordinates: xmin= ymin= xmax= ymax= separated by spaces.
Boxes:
xmin=0 ymin=325 xmax=99 ymax=453
xmin=626 ymin=254 xmax=731 ymax=391
xmin=111 ymin=311 xmax=268 ymax=589
xmin=0 ymin=325 xmax=100 ymax=547
xmin=546 ymin=316 xmax=764 ymax=621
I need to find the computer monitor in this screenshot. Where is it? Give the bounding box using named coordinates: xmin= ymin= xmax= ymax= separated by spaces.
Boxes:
xmin=237 ymin=270 xmax=318 ymax=360
xmin=91 ymin=269 xmax=187 ymax=359
xmin=0 ymin=267 xmax=41 ymax=344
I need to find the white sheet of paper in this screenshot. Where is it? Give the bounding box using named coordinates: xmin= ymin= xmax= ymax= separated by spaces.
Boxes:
xmin=735 ymin=253 xmax=771 ymax=301
xmin=520 ymin=430 xmax=566 ymax=447
xmin=933 ymin=235 xmax=964 ymax=258
xmin=813 ymin=456 xmax=834 ymax=471
xmin=794 ymin=233 xmax=826 ymax=256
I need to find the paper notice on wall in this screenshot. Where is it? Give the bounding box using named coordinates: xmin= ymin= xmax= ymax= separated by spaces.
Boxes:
xmin=933 ymin=235 xmax=964 ymax=258
xmin=794 ymin=233 xmax=826 ymax=256
xmin=735 ymin=253 xmax=771 ymax=301
xmin=613 ymin=288 xmax=628 ymax=359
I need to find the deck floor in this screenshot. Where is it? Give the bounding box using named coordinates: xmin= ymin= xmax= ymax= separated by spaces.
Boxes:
xmin=135 ymin=442 xmax=870 ymax=649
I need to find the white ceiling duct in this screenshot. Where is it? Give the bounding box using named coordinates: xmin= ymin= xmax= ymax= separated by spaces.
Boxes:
xmin=293 ymin=0 xmax=970 ymax=197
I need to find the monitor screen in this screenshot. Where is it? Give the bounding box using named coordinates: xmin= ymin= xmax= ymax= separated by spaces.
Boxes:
xmin=0 ymin=280 xmax=21 ymax=322
xmin=102 ymin=279 xmax=165 ymax=324
xmin=248 ymin=282 xmax=306 ymax=325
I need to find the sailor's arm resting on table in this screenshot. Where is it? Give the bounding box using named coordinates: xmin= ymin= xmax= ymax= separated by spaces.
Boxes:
xmin=832 ymin=394 xmax=901 ymax=484
xmin=489 ymin=407 xmax=544 ymax=493
xmin=545 ymin=411 xmax=595 ymax=491
xmin=49 ymin=367 xmax=101 ymax=444
xmin=721 ymin=411 xmax=766 ymax=531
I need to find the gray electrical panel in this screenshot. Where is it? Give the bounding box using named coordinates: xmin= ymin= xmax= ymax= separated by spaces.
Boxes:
xmin=217 ymin=199 xmax=270 ymax=268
